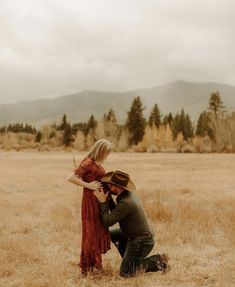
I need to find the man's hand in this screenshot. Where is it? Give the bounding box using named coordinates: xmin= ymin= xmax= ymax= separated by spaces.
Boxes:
xmin=94 ymin=188 xmax=108 ymax=203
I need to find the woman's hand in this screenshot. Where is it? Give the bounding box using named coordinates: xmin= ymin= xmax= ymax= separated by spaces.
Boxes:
xmin=87 ymin=181 xmax=103 ymax=191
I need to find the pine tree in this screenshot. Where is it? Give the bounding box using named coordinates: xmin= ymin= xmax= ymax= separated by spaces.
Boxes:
xmin=0 ymin=126 xmax=6 ymax=133
xmin=58 ymin=114 xmax=68 ymax=131
xmin=148 ymin=104 xmax=161 ymax=128
xmin=35 ymin=131 xmax=42 ymax=142
xmin=126 ymin=96 xmax=146 ymax=146
xmin=85 ymin=115 xmax=97 ymax=136
xmin=7 ymin=124 xmax=12 ymax=132
xmin=183 ymin=113 xmax=194 ymax=140
xmin=24 ymin=123 xmax=36 ymax=134
xmin=63 ymin=123 xmax=74 ymax=147
xmin=172 ymin=110 xmax=193 ymax=141
xmin=71 ymin=122 xmax=87 ymax=134
xmin=56 ymin=114 xmax=74 ymax=146
xmin=208 ymin=91 xmax=226 ymax=118
xmin=172 ymin=113 xmax=181 ymax=140
xmin=196 ymin=111 xmax=211 ymax=137
xmin=163 ymin=113 xmax=173 ymax=127
xmin=106 ymin=109 xmax=117 ymax=122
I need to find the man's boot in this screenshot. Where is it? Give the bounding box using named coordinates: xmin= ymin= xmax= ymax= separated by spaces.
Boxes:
xmin=155 ymin=253 xmax=170 ymax=274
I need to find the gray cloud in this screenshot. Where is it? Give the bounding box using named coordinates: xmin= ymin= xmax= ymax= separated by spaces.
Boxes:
xmin=0 ymin=0 xmax=234 ymax=104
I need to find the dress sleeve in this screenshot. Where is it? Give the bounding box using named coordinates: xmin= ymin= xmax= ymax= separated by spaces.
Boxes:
xmin=74 ymin=157 xmax=91 ymax=179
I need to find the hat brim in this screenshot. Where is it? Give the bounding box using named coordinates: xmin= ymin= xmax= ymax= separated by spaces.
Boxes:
xmin=101 ymin=171 xmax=136 ymax=192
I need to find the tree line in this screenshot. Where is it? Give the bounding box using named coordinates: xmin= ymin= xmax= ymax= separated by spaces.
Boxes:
xmin=0 ymin=91 xmax=234 ymax=152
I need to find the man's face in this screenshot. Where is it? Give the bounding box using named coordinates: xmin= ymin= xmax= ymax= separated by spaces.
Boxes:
xmin=108 ymin=183 xmax=124 ymax=195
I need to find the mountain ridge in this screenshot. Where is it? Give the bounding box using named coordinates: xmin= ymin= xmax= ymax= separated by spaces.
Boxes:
xmin=0 ymin=81 xmax=234 ymax=126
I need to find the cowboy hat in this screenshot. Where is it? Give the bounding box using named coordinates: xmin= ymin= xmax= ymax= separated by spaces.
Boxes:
xmin=101 ymin=170 xmax=136 ymax=192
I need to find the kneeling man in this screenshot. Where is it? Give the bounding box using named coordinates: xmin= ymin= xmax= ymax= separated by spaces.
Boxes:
xmin=94 ymin=170 xmax=169 ymax=277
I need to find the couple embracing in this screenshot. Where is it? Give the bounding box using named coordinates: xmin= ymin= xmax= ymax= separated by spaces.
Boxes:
xmin=67 ymin=139 xmax=169 ymax=277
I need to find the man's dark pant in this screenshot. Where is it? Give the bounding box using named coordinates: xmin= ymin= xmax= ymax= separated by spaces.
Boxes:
xmin=110 ymin=228 xmax=160 ymax=277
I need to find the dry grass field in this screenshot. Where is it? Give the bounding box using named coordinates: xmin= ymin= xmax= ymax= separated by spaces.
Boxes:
xmin=0 ymin=151 xmax=234 ymax=287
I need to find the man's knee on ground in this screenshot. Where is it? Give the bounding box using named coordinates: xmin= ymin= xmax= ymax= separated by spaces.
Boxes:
xmin=120 ymin=268 xmax=135 ymax=278
xmin=119 ymin=262 xmax=139 ymax=278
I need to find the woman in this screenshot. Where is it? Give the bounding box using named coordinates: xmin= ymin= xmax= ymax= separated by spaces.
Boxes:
xmin=67 ymin=139 xmax=112 ymax=273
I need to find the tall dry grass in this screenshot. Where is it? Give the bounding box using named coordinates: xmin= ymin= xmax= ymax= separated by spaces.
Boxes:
xmin=0 ymin=152 xmax=234 ymax=286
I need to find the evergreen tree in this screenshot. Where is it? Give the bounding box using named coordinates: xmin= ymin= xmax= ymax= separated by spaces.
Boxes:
xmin=172 ymin=113 xmax=181 ymax=140
xmin=172 ymin=110 xmax=193 ymax=140
xmin=183 ymin=113 xmax=194 ymax=140
xmin=51 ymin=123 xmax=57 ymax=129
xmin=57 ymin=114 xmax=68 ymax=131
xmin=208 ymin=91 xmax=226 ymax=117
xmin=55 ymin=114 xmax=74 ymax=146
xmin=196 ymin=111 xmax=209 ymax=137
xmin=148 ymin=104 xmax=161 ymax=128
xmin=85 ymin=115 xmax=97 ymax=136
xmin=0 ymin=126 xmax=6 ymax=133
xmin=24 ymin=123 xmax=36 ymax=134
xmin=6 ymin=123 xmax=36 ymax=133
xmin=163 ymin=113 xmax=173 ymax=127
xmin=35 ymin=131 xmax=42 ymax=143
xmin=49 ymin=131 xmax=56 ymax=138
xmin=72 ymin=122 xmax=87 ymax=134
xmin=7 ymin=124 xmax=12 ymax=132
xmin=63 ymin=123 xmax=74 ymax=147
xmin=105 ymin=109 xmax=117 ymax=122
xmin=126 ymin=96 xmax=146 ymax=145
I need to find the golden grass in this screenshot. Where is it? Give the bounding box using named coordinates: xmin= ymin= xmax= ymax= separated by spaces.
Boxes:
xmin=0 ymin=151 xmax=235 ymax=287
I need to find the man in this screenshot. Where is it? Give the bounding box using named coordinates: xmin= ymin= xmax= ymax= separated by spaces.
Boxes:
xmin=94 ymin=170 xmax=169 ymax=277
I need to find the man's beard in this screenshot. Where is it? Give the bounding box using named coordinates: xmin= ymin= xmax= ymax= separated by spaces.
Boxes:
xmin=109 ymin=191 xmax=117 ymax=195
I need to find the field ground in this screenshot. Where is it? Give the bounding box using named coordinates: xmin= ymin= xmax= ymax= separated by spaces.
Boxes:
xmin=0 ymin=151 xmax=235 ymax=287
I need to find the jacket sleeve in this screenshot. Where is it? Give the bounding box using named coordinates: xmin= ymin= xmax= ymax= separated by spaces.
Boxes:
xmin=107 ymin=195 xmax=116 ymax=211
xmin=99 ymin=201 xmax=130 ymax=228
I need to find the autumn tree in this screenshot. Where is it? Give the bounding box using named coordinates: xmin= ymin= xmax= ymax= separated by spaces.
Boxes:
xmin=103 ymin=109 xmax=118 ymax=138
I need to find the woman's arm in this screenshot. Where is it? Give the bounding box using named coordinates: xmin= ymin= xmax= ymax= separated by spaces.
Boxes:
xmin=67 ymin=172 xmax=102 ymax=191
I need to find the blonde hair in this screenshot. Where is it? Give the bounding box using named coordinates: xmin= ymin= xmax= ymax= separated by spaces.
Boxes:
xmin=88 ymin=139 xmax=111 ymax=162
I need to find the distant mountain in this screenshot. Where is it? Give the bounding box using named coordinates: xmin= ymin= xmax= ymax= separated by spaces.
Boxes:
xmin=131 ymin=81 xmax=235 ymax=121
xmin=0 ymin=81 xmax=234 ymax=126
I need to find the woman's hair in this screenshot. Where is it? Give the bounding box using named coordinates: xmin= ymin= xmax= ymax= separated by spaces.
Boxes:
xmin=88 ymin=139 xmax=111 ymax=162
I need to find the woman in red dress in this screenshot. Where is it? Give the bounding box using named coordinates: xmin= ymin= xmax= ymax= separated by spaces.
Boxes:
xmin=67 ymin=139 xmax=112 ymax=273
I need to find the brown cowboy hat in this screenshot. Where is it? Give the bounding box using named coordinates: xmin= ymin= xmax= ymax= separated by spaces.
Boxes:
xmin=101 ymin=170 xmax=136 ymax=192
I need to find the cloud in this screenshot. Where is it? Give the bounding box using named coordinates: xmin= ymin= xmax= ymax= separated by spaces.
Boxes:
xmin=0 ymin=0 xmax=234 ymax=104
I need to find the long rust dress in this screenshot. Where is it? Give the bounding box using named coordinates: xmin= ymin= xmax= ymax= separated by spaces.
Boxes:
xmin=74 ymin=156 xmax=110 ymax=272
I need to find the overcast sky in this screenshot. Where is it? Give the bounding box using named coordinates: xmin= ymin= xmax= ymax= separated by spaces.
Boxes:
xmin=0 ymin=0 xmax=234 ymax=104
